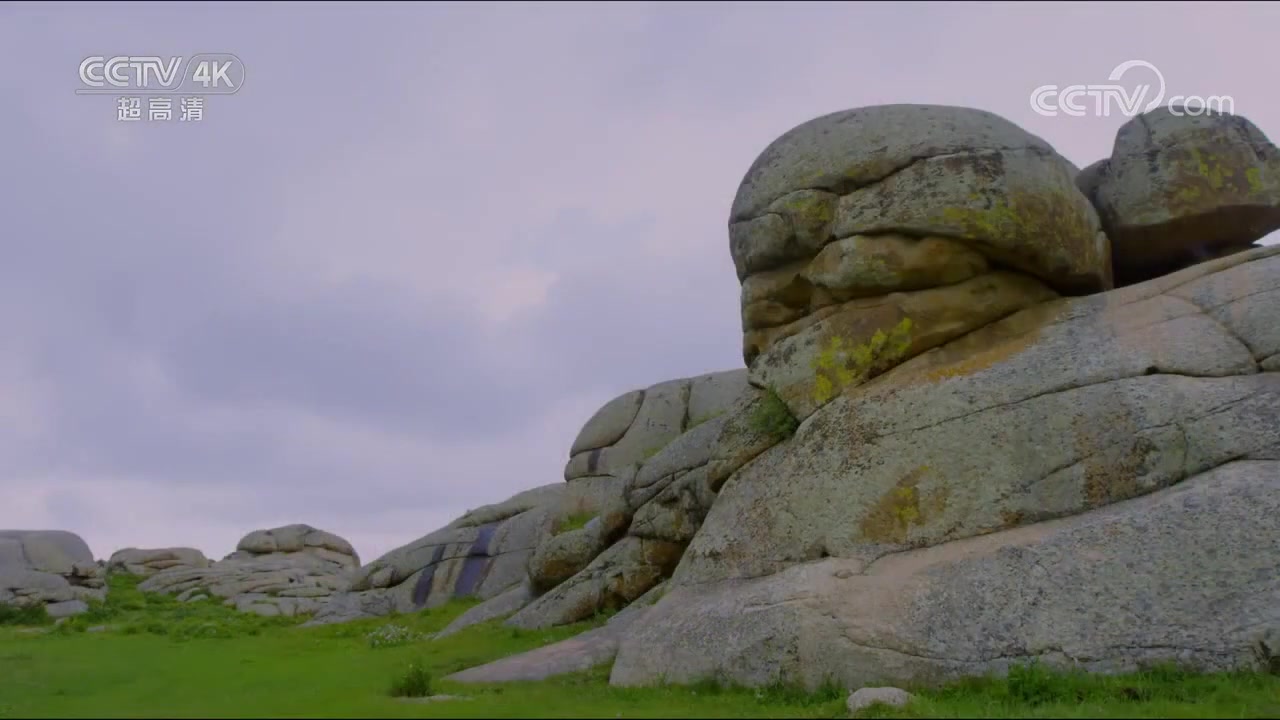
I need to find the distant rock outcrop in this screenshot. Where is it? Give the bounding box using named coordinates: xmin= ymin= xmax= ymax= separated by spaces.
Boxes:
xmin=107 ymin=547 xmax=210 ymax=576
xmin=135 ymin=524 xmax=359 ymax=617
xmin=0 ymin=530 xmax=105 ymax=618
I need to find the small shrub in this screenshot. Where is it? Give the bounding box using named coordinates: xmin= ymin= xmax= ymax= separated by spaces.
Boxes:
xmin=750 ymin=386 xmax=799 ymax=440
xmin=366 ymin=623 xmax=423 ymax=649
xmin=388 ymin=659 xmax=433 ymax=698
xmin=0 ymin=602 xmax=53 ymax=627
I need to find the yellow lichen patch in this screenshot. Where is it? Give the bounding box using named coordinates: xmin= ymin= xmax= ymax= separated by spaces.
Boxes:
xmin=1245 ymin=166 xmax=1267 ymax=194
xmin=1160 ymin=143 xmax=1272 ymax=217
xmin=932 ymin=187 xmax=1101 ymax=290
xmin=858 ymin=465 xmax=949 ymax=545
xmin=810 ymin=317 xmax=914 ymax=405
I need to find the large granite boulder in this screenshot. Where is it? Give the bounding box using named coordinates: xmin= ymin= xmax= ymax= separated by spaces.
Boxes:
xmin=730 ymin=104 xmax=1111 ymax=367
xmin=1082 ymin=107 xmax=1280 ymax=285
xmin=137 ymin=524 xmax=359 ymax=618
xmin=611 ymin=246 xmax=1280 ymax=689
xmin=0 ymin=530 xmax=105 ymax=618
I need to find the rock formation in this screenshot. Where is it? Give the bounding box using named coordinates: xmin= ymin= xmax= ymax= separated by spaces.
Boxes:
xmin=136 ymin=524 xmax=359 ymax=617
xmin=308 ymin=369 xmax=750 ymax=627
xmin=441 ymin=104 xmax=1280 ymax=690
xmin=0 ymin=530 xmax=106 ymax=618
xmin=107 ymin=547 xmax=210 ymax=576
xmin=1079 ymin=107 xmax=1280 ymax=286
xmin=23 ymin=103 xmax=1277 ymax=694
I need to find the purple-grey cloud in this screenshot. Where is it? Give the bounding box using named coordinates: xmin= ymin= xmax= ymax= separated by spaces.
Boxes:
xmin=1 ymin=1 xmax=1277 ymax=562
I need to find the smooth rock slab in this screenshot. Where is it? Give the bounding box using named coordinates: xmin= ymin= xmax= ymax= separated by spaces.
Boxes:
xmin=446 ymin=604 xmax=653 ymax=684
xmin=610 ymin=460 xmax=1280 ymax=690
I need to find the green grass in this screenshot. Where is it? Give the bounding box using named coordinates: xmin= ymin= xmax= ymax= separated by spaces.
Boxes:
xmin=1 ymin=574 xmax=1276 ymax=718
xmin=551 ymin=512 xmax=596 ymax=536
xmin=0 ymin=601 xmax=53 ymax=627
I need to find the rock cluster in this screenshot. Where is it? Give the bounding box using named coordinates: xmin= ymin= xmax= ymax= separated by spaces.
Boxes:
xmin=0 ymin=530 xmax=106 ymax=618
xmin=136 ymin=524 xmax=359 ymax=617
xmin=309 ymin=369 xmax=750 ymax=628
xmin=11 ymin=104 xmax=1278 ymax=695
xmin=442 ymin=105 xmax=1280 ymax=691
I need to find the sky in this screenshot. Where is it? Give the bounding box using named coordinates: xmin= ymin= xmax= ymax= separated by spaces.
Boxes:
xmin=2 ymin=1 xmax=1278 ymax=565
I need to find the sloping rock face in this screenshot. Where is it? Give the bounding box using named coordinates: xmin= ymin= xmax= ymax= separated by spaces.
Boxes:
xmin=136 ymin=524 xmax=359 ymax=617
xmin=108 ymin=547 xmax=210 ymax=576
xmin=505 ymin=378 xmax=752 ymax=630
xmin=0 ymin=530 xmax=106 ymax=618
xmin=611 ymin=244 xmax=1280 ymax=690
xmin=308 ymin=482 xmax=609 ymax=625
xmin=730 ymin=104 xmax=1112 ymax=369
xmin=309 ymin=369 xmax=752 ymax=629
xmin=1080 ymin=107 xmax=1280 ymax=286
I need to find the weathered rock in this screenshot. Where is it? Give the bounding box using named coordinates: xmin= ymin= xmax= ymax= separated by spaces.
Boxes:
xmin=628 ymin=465 xmax=717 ymax=544
xmin=1091 ymin=107 xmax=1280 ymax=285
xmin=44 ymin=599 xmax=89 ymax=619
xmin=0 ymin=530 xmax=103 ymax=618
xmin=625 ymin=413 xmax=730 ymax=512
xmin=564 ymin=379 xmax=690 ymax=481
xmin=528 ymin=518 xmax=617 ymax=593
xmin=568 ymin=390 xmax=645 ymax=456
xmin=679 ymin=248 xmax=1280 ymax=588
xmin=0 ymin=530 xmax=94 ymax=575
xmin=436 ymin=582 xmax=534 ymax=638
xmin=730 ymin=104 xmax=1108 ymax=364
xmin=138 ymin=524 xmax=358 ymax=618
xmin=612 ymin=460 xmax=1280 ymax=690
xmin=234 ymin=524 xmax=359 ymax=569
xmin=108 ymin=547 xmax=210 ymax=576
xmin=609 ymin=247 xmax=1280 ymax=690
xmin=704 ymin=387 xmax=781 ymax=492
xmin=847 ymin=688 xmax=915 ymax=714
xmin=748 ymin=270 xmax=1058 ymax=420
xmin=505 ymin=536 xmax=682 ymax=630
xmin=447 ymin=598 xmax=656 ymax=684
xmin=687 ymin=370 xmax=750 ymax=426
xmin=563 ymin=371 xmax=751 ymax=482
xmin=309 ymin=479 xmax=624 ymax=625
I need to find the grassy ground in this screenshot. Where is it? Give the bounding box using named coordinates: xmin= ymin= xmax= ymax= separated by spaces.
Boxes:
xmin=1 ymin=575 xmax=1276 ymax=718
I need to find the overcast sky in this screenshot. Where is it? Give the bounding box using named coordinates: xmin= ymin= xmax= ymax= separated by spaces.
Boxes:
xmin=2 ymin=1 xmax=1278 ymax=564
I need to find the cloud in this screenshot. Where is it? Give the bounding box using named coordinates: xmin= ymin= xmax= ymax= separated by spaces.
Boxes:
xmin=1 ymin=2 xmax=1277 ymax=563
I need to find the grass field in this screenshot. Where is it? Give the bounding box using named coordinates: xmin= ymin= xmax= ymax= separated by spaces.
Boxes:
xmin=1 ymin=575 xmax=1277 ymax=718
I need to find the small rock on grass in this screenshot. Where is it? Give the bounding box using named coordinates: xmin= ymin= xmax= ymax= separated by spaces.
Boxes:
xmin=847 ymin=686 xmax=914 ymax=714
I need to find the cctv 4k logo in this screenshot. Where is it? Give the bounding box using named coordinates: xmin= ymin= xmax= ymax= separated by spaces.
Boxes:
xmin=77 ymin=54 xmax=245 ymax=94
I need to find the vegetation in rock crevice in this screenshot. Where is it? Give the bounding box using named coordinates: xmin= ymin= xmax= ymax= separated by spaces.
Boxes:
xmin=749 ymin=386 xmax=800 ymax=441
